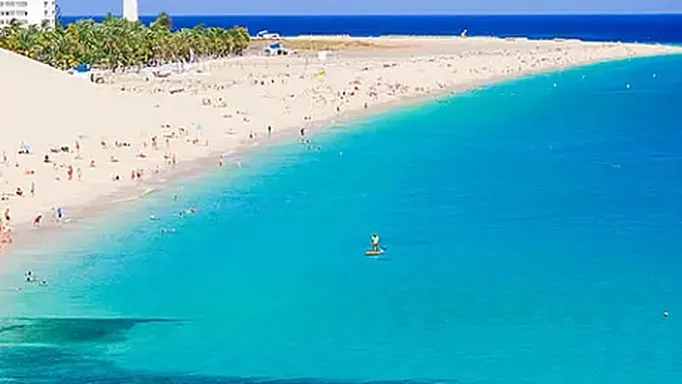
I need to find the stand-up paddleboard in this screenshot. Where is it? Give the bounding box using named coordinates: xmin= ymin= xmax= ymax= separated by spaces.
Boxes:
xmin=365 ymin=249 xmax=384 ymax=257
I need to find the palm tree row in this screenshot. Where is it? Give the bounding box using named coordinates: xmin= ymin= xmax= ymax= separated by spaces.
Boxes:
xmin=0 ymin=12 xmax=250 ymax=70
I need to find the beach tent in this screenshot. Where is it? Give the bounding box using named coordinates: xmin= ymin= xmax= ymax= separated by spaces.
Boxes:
xmin=264 ymin=43 xmax=288 ymax=56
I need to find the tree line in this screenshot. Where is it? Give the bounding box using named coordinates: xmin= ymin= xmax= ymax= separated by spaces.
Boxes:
xmin=0 ymin=12 xmax=250 ymax=70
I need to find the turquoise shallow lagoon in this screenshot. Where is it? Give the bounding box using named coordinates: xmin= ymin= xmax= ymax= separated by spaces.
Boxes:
xmin=2 ymin=55 xmax=682 ymax=383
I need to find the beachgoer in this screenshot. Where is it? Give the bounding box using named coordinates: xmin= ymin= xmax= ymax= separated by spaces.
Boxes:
xmin=268 ymin=125 xmax=272 ymax=137
xmin=56 ymin=207 xmax=63 ymax=222
xmin=371 ymin=233 xmax=380 ymax=251
xmin=33 ymin=214 xmax=42 ymax=227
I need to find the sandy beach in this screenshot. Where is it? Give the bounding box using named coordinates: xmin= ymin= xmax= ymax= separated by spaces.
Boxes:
xmin=1 ymin=36 xmax=681 ymax=250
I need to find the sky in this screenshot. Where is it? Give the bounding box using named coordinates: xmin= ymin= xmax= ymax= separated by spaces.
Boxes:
xmin=59 ymin=0 xmax=682 ymax=17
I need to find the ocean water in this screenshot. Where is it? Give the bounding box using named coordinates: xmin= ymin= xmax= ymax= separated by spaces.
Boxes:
xmin=62 ymin=14 xmax=682 ymax=43
xmin=2 ymin=55 xmax=682 ymax=382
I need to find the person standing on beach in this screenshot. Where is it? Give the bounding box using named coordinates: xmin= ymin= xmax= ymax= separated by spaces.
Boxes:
xmin=33 ymin=214 xmax=42 ymax=228
xmin=268 ymin=125 xmax=272 ymax=137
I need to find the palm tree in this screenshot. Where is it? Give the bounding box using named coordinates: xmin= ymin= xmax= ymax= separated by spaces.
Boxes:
xmin=0 ymin=13 xmax=250 ymax=70
xmin=152 ymin=12 xmax=173 ymax=31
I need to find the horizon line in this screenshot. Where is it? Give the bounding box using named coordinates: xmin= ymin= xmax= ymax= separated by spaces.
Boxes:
xmin=61 ymin=12 xmax=682 ymax=18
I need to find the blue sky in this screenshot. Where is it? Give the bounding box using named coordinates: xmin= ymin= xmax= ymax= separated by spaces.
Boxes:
xmin=60 ymin=0 xmax=682 ymax=17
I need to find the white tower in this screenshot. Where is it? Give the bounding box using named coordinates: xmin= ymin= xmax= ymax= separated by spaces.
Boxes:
xmin=123 ymin=0 xmax=139 ymax=22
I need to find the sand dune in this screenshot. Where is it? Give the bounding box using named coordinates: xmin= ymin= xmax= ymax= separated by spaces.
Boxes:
xmin=0 ymin=49 xmax=162 ymax=151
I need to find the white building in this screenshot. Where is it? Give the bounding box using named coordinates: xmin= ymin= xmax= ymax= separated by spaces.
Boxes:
xmin=0 ymin=0 xmax=56 ymax=28
xmin=122 ymin=0 xmax=138 ymax=22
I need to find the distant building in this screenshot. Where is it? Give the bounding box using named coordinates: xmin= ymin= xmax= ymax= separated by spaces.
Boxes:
xmin=0 ymin=0 xmax=56 ymax=27
xmin=122 ymin=0 xmax=138 ymax=22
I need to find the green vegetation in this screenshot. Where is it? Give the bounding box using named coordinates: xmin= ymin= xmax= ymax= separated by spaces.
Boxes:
xmin=0 ymin=13 xmax=250 ymax=70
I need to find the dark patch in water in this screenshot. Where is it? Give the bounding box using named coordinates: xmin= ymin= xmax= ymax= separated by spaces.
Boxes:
xmin=0 ymin=345 xmax=485 ymax=384
xmin=0 ymin=317 xmax=182 ymax=344
xmin=0 ymin=344 xmax=490 ymax=384
xmin=0 ymin=347 xmax=482 ymax=384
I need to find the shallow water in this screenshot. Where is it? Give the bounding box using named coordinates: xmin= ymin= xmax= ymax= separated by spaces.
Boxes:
xmin=2 ymin=55 xmax=682 ymax=383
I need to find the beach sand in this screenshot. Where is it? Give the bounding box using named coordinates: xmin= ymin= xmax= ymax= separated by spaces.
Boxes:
xmin=1 ymin=36 xmax=681 ymax=250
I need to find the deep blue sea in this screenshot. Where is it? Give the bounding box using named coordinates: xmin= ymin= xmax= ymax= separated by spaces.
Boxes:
xmin=2 ymin=54 xmax=682 ymax=381
xmin=62 ymin=14 xmax=682 ymax=43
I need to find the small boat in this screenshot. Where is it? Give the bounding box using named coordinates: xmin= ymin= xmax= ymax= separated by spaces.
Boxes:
xmin=365 ymin=249 xmax=384 ymax=257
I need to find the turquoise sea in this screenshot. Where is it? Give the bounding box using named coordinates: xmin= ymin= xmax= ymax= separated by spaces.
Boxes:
xmin=2 ymin=55 xmax=682 ymax=383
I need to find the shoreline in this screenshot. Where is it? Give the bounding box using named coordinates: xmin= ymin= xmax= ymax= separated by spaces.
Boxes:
xmin=2 ymin=37 xmax=682 ymax=255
